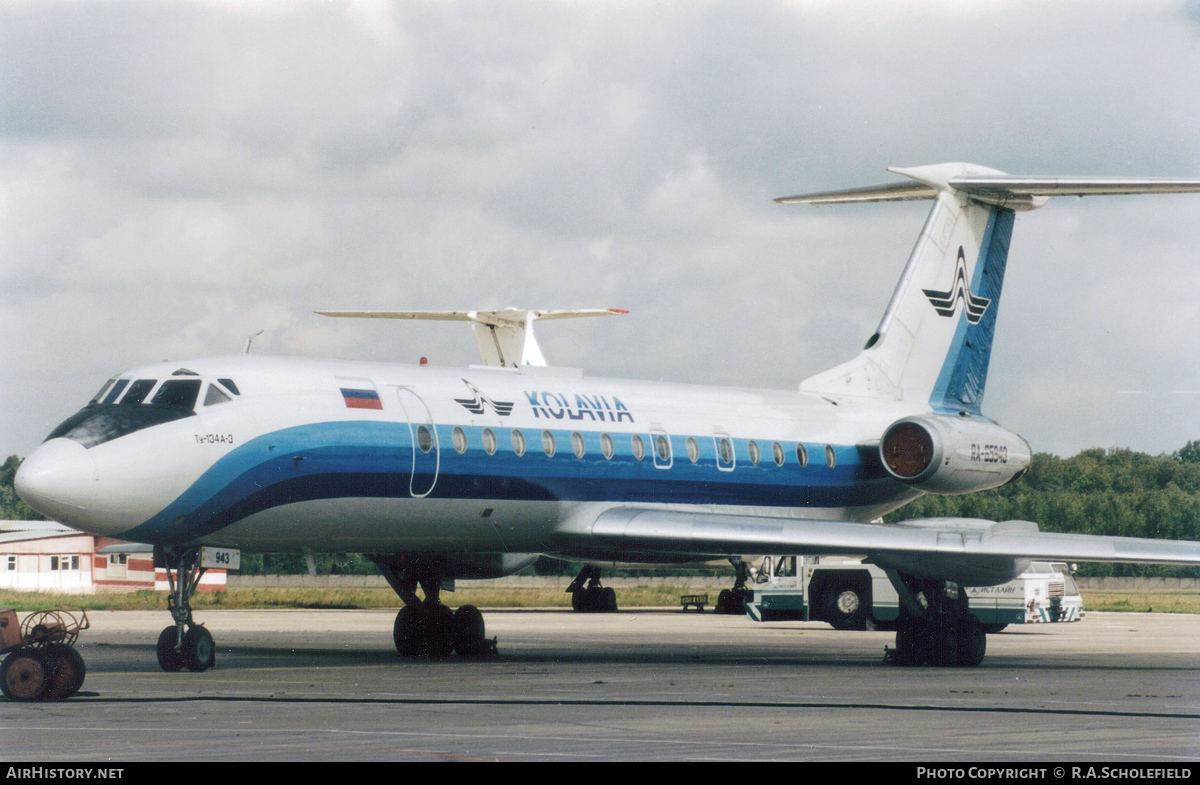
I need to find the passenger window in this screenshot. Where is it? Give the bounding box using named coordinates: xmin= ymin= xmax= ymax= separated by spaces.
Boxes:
xmin=542 ymin=430 xmax=556 ymax=457
xmin=416 ymin=425 xmax=434 ymax=454
xmin=511 ymin=429 xmax=526 ymax=457
xmin=204 ymin=384 xmax=232 ymax=406
xmin=121 ymin=379 xmax=158 ymax=405
xmin=571 ymin=432 xmax=586 ymax=458
xmin=825 ymin=445 xmax=837 ymax=469
xmin=151 ymin=379 xmax=201 ymax=410
xmin=685 ymin=437 xmax=699 ymax=463
xmin=102 ymin=379 xmax=130 ymax=405
xmin=631 ymin=433 xmax=646 ymax=461
xmin=748 ymin=440 xmax=761 ymax=466
xmin=452 ymin=426 xmax=468 ymax=454
xmin=482 ymin=428 xmax=497 ymax=455
xmin=600 ymin=433 xmax=615 ymax=460
xmin=796 ymin=444 xmax=809 ymax=468
xmin=772 ymin=441 xmax=785 ymax=466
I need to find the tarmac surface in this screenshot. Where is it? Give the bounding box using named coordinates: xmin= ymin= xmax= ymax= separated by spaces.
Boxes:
xmin=2 ymin=608 xmax=1199 ymax=762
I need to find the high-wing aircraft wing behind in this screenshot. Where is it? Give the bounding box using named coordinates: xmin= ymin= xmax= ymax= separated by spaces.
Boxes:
xmin=14 ymin=162 xmax=1200 ymax=672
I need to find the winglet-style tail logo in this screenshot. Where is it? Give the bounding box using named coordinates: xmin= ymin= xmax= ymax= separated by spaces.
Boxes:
xmin=454 ymin=380 xmax=515 ymax=416
xmin=922 ymin=247 xmax=991 ymax=324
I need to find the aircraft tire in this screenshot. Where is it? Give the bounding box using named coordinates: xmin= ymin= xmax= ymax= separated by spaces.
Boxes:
xmin=715 ymin=589 xmax=733 ymax=614
xmin=602 ymin=587 xmax=618 ymax=613
xmin=957 ymin=618 xmax=987 ymax=667
xmin=394 ymin=606 xmax=423 ymax=657
xmin=930 ymin=624 xmax=960 ymax=668
xmin=182 ymin=626 xmax=216 ymax=672
xmin=452 ymin=605 xmax=487 ymax=656
xmin=43 ymin=643 xmax=86 ymax=699
xmin=426 ymin=603 xmax=455 ymax=657
xmin=1 ymin=648 xmax=51 ymax=701
xmin=156 ymin=627 xmax=184 ymax=672
xmin=981 ymin=623 xmax=1008 ymax=634
xmin=892 ymin=624 xmax=926 ymax=667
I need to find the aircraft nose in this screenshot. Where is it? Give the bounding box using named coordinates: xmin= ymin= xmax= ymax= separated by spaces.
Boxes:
xmin=15 ymin=438 xmax=99 ymax=522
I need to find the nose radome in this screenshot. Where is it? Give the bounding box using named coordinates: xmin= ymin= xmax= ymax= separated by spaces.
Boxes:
xmin=15 ymin=438 xmax=99 ymax=524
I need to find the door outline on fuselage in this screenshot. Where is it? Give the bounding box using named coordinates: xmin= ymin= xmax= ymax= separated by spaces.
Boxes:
xmin=713 ymin=429 xmax=736 ymax=472
xmin=649 ymin=427 xmax=673 ymax=470
xmin=395 ymin=387 xmax=440 ymax=498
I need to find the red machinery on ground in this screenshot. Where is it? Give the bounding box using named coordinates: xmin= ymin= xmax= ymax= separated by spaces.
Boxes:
xmin=0 ymin=608 xmax=89 ymax=701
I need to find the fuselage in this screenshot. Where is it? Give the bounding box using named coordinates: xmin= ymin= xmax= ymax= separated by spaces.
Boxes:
xmin=16 ymin=354 xmax=930 ymax=557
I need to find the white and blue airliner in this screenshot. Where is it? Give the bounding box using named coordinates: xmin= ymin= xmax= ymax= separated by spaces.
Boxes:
xmin=16 ymin=162 xmax=1200 ymax=670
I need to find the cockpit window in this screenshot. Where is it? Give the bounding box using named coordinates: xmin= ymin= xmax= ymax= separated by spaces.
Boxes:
xmin=120 ymin=379 xmax=157 ymax=405
xmin=217 ymin=378 xmax=240 ymax=395
xmin=47 ymin=378 xmax=195 ymax=449
xmin=100 ymin=379 xmax=130 ymax=405
xmin=203 ymin=384 xmax=232 ymax=406
xmin=89 ymin=379 xmax=115 ymax=405
xmin=151 ymin=379 xmax=202 ymax=410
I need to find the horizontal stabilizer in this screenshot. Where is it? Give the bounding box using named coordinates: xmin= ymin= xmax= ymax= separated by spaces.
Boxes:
xmin=777 ymin=163 xmax=1200 ymax=211
xmin=317 ymin=308 xmax=628 ymax=368
xmin=775 ymin=180 xmax=937 ymax=204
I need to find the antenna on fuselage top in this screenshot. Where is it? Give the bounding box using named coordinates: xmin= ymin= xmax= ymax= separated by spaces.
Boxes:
xmin=314 ymin=308 xmax=629 ymax=367
xmin=244 ymin=330 xmax=264 ymax=354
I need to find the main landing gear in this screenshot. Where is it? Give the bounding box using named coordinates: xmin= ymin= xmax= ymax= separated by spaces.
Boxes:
xmin=154 ymin=546 xmax=216 ymax=672
xmin=715 ymin=558 xmax=753 ymax=615
xmin=884 ymin=573 xmax=986 ymax=668
xmin=567 ymin=565 xmax=618 ymax=613
xmin=369 ymin=555 xmax=496 ymax=657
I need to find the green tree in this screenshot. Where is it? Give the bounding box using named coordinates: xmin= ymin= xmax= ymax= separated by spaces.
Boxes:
xmin=1177 ymin=440 xmax=1200 ymax=464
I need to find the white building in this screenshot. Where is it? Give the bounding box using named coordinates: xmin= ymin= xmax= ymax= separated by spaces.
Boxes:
xmin=0 ymin=521 xmax=224 ymax=593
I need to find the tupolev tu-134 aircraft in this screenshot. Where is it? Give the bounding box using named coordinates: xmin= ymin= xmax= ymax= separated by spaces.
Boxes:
xmin=16 ymin=162 xmax=1200 ymax=671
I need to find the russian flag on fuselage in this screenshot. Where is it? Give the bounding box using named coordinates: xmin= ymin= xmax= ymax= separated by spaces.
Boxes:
xmin=340 ymin=387 xmax=383 ymax=410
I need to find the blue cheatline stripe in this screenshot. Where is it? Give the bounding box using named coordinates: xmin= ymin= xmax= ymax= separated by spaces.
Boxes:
xmin=929 ymin=207 xmax=1016 ymax=415
xmin=118 ymin=421 xmax=902 ymax=544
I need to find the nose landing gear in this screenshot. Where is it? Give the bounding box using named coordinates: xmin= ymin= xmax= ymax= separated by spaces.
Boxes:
xmin=154 ymin=546 xmax=216 ymax=672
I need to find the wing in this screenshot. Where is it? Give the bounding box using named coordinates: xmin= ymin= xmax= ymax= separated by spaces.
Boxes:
xmin=553 ymin=507 xmax=1200 ymax=586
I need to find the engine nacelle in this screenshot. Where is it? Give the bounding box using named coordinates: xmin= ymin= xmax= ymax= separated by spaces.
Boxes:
xmin=879 ymin=415 xmax=1031 ymax=495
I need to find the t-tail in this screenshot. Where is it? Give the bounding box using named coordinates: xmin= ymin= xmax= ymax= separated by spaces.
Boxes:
xmin=781 ymin=163 xmax=1200 ymax=415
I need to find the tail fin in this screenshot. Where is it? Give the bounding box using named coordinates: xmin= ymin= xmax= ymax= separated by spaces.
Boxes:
xmin=785 ymin=163 xmax=1200 ymax=414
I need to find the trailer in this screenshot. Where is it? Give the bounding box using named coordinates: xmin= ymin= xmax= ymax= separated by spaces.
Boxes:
xmin=745 ymin=556 xmax=1083 ymax=632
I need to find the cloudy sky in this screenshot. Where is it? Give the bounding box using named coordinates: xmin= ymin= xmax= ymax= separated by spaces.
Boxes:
xmin=3 ymin=0 xmax=1199 ymax=461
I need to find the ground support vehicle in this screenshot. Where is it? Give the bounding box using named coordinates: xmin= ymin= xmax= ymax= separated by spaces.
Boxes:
xmin=0 ymin=607 xmax=89 ymax=701
xmin=745 ymin=556 xmax=1083 ymax=633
